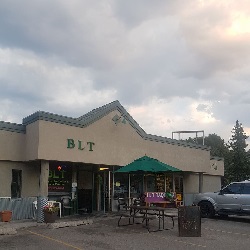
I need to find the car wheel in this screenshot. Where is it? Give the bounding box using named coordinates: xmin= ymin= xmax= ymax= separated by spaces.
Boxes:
xmin=199 ymin=201 xmax=215 ymax=218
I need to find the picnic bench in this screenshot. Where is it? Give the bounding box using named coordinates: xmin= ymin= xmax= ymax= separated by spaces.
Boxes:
xmin=117 ymin=205 xmax=178 ymax=232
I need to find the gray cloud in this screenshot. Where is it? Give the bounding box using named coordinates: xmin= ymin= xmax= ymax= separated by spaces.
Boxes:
xmin=1 ymin=0 xmax=250 ymax=142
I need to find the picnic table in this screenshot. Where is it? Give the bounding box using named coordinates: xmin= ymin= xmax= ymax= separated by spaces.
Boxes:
xmin=118 ymin=205 xmax=178 ymax=232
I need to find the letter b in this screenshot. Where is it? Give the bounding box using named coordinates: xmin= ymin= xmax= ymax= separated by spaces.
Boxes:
xmin=67 ymin=139 xmax=75 ymax=149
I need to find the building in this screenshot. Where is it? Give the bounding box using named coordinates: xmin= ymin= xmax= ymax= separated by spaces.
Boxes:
xmin=0 ymin=100 xmax=224 ymax=212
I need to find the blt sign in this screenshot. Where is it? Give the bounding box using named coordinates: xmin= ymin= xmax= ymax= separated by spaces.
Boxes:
xmin=67 ymin=138 xmax=95 ymax=151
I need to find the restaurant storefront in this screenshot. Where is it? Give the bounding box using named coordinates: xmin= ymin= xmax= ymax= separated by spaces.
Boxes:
xmin=0 ymin=100 xmax=224 ymax=214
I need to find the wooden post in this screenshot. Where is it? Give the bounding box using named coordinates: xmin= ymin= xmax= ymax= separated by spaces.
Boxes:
xmin=128 ymin=173 xmax=131 ymax=204
xmin=172 ymin=174 xmax=175 ymax=192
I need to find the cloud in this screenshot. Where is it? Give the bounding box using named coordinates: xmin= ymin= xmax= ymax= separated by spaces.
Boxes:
xmin=0 ymin=48 xmax=116 ymax=120
xmin=1 ymin=0 xmax=250 ymax=146
xmin=178 ymin=0 xmax=250 ymax=77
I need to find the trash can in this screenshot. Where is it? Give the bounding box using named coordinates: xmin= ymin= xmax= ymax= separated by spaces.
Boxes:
xmin=178 ymin=206 xmax=201 ymax=237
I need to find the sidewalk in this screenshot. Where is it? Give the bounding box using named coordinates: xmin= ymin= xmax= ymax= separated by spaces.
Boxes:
xmin=0 ymin=213 xmax=104 ymax=235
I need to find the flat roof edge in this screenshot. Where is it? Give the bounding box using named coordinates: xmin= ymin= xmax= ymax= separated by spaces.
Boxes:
xmin=0 ymin=121 xmax=26 ymax=133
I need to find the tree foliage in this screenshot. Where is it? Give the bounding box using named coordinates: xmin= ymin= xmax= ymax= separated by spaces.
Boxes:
xmin=205 ymin=134 xmax=229 ymax=158
xmin=186 ymin=133 xmax=229 ymax=158
xmin=226 ymin=120 xmax=250 ymax=182
xmin=185 ymin=121 xmax=250 ymax=183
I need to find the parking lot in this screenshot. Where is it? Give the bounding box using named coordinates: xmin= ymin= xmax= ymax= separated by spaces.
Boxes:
xmin=0 ymin=215 xmax=250 ymax=250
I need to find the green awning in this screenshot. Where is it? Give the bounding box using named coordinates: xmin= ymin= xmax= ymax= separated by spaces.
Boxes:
xmin=115 ymin=156 xmax=182 ymax=173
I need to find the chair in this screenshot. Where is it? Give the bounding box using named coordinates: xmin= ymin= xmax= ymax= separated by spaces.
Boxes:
xmin=132 ymin=198 xmax=144 ymax=206
xmin=117 ymin=198 xmax=132 ymax=227
xmin=117 ymin=198 xmax=128 ymax=211
xmin=32 ymin=200 xmax=37 ymax=219
xmin=61 ymin=196 xmax=73 ymax=216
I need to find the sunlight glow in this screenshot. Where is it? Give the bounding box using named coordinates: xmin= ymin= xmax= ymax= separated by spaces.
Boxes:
xmin=227 ymin=13 xmax=250 ymax=36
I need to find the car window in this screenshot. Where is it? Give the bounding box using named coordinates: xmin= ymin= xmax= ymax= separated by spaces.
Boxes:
xmin=222 ymin=183 xmax=242 ymax=194
xmin=241 ymin=183 xmax=250 ymax=194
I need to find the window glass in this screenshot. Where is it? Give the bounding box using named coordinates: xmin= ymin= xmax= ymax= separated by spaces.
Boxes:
xmin=11 ymin=169 xmax=22 ymax=198
xmin=48 ymin=163 xmax=72 ymax=193
xmin=241 ymin=183 xmax=250 ymax=194
xmin=222 ymin=183 xmax=241 ymax=194
xmin=114 ymin=173 xmax=129 ymax=199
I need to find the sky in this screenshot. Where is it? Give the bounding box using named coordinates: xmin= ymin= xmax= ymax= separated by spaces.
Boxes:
xmin=1 ymin=0 xmax=250 ymax=145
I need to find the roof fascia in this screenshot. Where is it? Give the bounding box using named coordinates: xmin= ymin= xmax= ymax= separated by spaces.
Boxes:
xmin=22 ymin=100 xmax=210 ymax=151
xmin=0 ymin=121 xmax=26 ymax=134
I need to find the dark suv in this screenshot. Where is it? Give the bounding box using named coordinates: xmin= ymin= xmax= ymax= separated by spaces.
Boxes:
xmin=193 ymin=180 xmax=250 ymax=218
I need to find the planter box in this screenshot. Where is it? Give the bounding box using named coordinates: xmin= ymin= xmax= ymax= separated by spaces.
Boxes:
xmin=0 ymin=210 xmax=12 ymax=222
xmin=44 ymin=212 xmax=58 ymax=223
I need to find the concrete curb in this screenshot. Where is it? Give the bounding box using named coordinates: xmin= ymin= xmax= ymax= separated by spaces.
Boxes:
xmin=0 ymin=227 xmax=17 ymax=235
xmin=48 ymin=218 xmax=93 ymax=229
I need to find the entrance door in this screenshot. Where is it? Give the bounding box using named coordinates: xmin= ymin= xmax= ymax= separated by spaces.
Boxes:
xmin=77 ymin=171 xmax=93 ymax=213
xmin=94 ymin=169 xmax=111 ymax=212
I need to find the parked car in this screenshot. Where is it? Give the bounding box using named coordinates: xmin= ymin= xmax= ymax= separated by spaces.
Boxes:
xmin=193 ymin=179 xmax=250 ymax=218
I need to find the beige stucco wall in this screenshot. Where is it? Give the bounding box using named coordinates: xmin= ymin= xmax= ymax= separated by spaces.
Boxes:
xmin=203 ymin=174 xmax=222 ymax=192
xmin=0 ymin=130 xmax=26 ymax=161
xmin=33 ymin=111 xmax=214 ymax=175
xmin=183 ymin=173 xmax=222 ymax=205
xmin=0 ymin=109 xmax=224 ymax=198
xmin=0 ymin=161 xmax=40 ymax=197
xmin=209 ymin=158 xmax=224 ymax=176
xmin=183 ymin=173 xmax=200 ymax=194
xmin=0 ymin=162 xmax=11 ymax=196
xmin=25 ymin=121 xmax=40 ymax=160
xmin=182 ymin=173 xmax=223 ymax=205
xmin=183 ymin=173 xmax=222 ymax=194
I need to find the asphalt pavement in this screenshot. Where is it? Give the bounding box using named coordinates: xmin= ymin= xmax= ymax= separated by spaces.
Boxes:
xmin=1 ymin=213 xmax=250 ymax=250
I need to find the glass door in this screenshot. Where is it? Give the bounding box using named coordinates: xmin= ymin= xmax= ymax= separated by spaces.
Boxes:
xmin=94 ymin=168 xmax=111 ymax=212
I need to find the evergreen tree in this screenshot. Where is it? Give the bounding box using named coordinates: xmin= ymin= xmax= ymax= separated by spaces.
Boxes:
xmin=226 ymin=120 xmax=250 ymax=182
xmin=186 ymin=133 xmax=229 ymax=158
xmin=204 ymin=133 xmax=229 ymax=158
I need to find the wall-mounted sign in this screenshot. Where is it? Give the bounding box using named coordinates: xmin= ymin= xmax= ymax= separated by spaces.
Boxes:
xmin=72 ymin=182 xmax=77 ymax=188
xmin=67 ymin=139 xmax=95 ymax=151
xmin=48 ymin=164 xmax=72 ymax=192
xmin=144 ymin=192 xmax=166 ymax=203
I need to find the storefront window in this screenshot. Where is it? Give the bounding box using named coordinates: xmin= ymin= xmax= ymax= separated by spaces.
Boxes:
xmin=130 ymin=174 xmax=143 ymax=198
xmin=113 ymin=173 xmax=128 ymax=199
xmin=165 ymin=175 xmax=173 ymax=192
xmin=11 ymin=169 xmax=22 ymax=198
xmin=48 ymin=163 xmax=72 ymax=193
xmin=174 ymin=176 xmax=183 ymax=193
xmin=145 ymin=174 xmax=155 ymax=192
xmin=156 ymin=174 xmax=165 ymax=192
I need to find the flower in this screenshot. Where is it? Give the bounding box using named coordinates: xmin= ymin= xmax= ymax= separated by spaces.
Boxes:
xmin=43 ymin=204 xmax=59 ymax=214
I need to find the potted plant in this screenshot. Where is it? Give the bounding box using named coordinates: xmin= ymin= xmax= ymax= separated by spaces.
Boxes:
xmin=0 ymin=210 xmax=12 ymax=222
xmin=43 ymin=204 xmax=59 ymax=223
